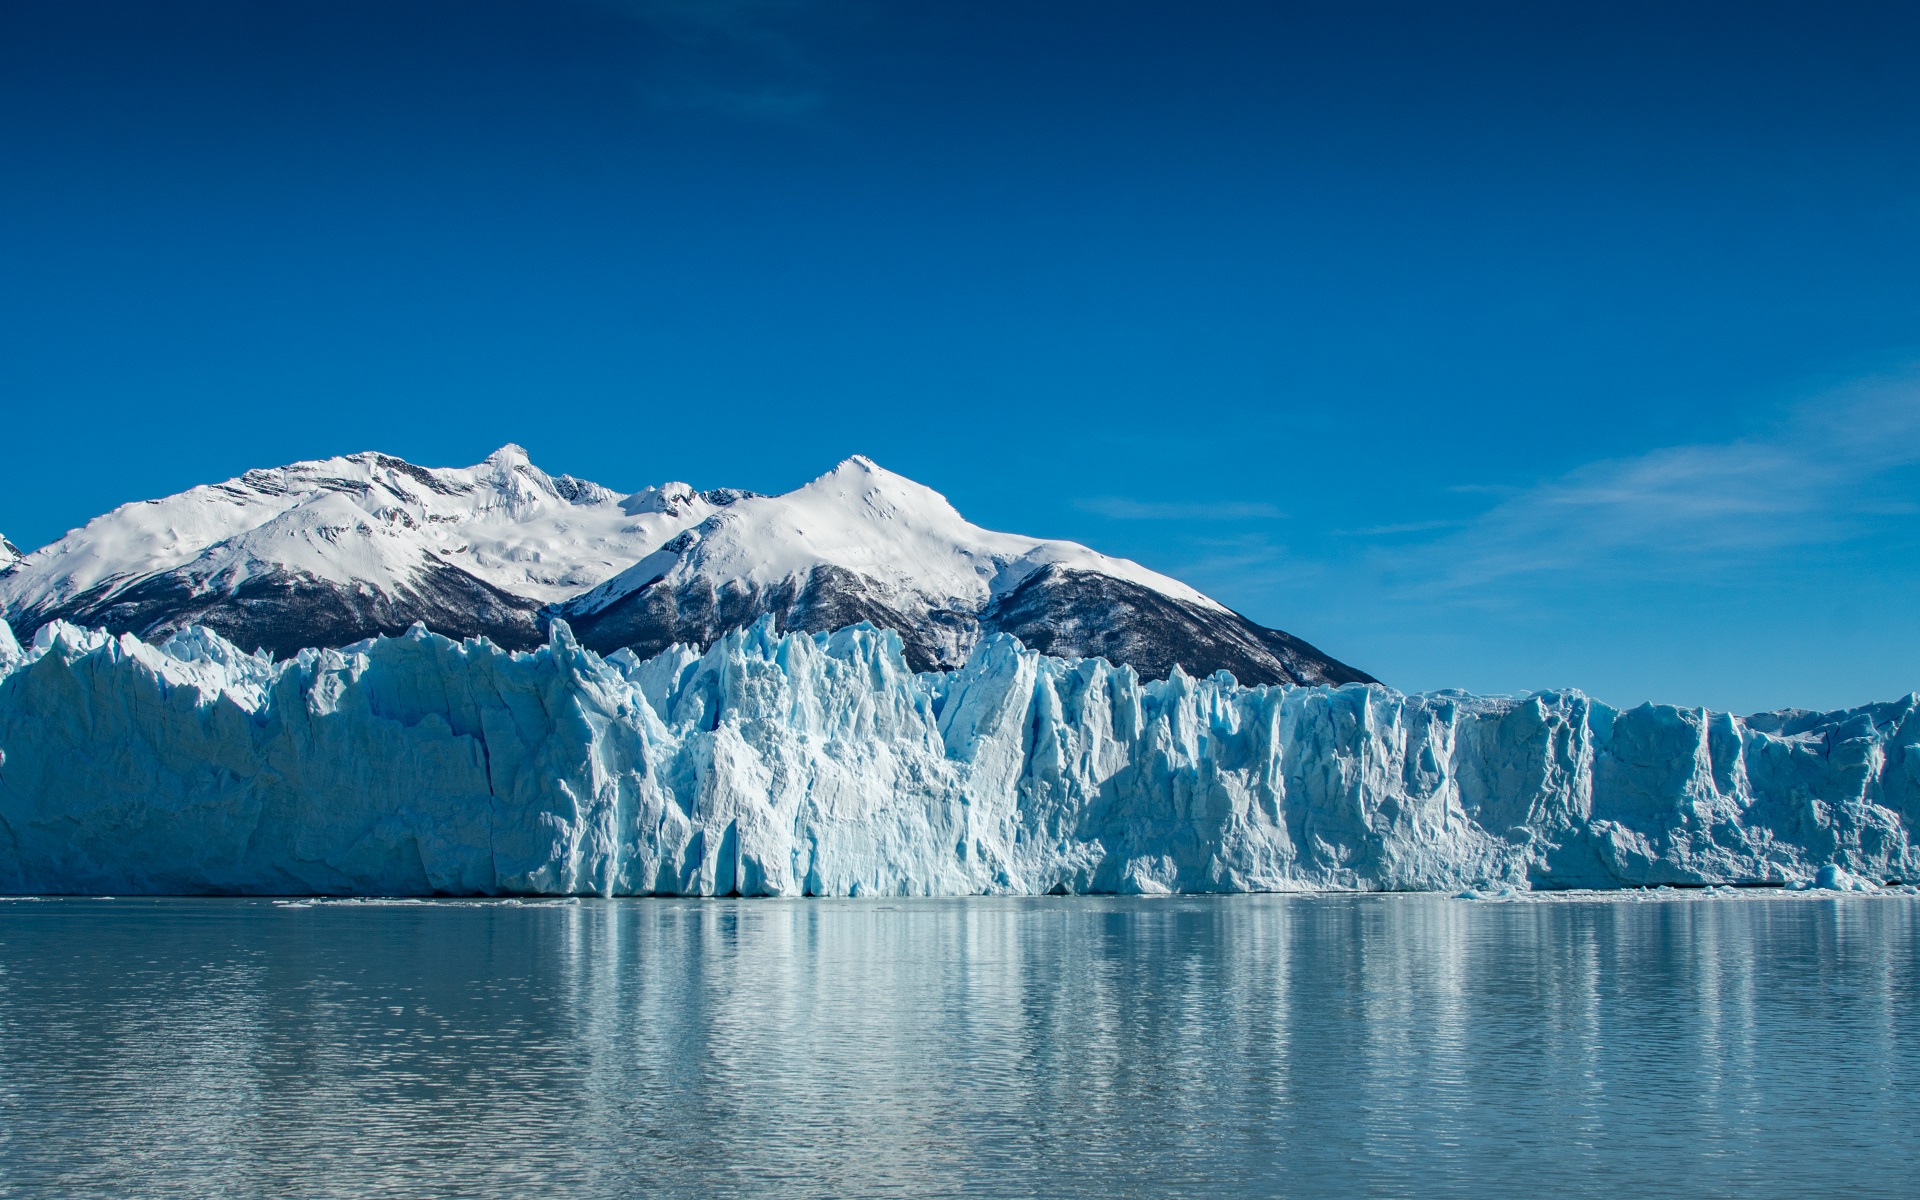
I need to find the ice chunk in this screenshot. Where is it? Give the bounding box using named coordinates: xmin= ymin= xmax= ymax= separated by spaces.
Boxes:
xmin=1804 ymin=864 xmax=1880 ymax=892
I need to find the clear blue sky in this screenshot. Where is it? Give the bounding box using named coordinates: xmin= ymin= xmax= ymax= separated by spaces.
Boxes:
xmin=4 ymin=1 xmax=1918 ymax=713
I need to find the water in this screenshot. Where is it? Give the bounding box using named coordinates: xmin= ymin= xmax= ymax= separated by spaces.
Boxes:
xmin=0 ymin=894 xmax=1914 ymax=1199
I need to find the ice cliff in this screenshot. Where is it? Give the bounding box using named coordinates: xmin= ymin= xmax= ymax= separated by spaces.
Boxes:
xmin=0 ymin=617 xmax=1913 ymax=895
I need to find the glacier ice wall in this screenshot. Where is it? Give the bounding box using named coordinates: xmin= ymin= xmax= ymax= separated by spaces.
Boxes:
xmin=0 ymin=617 xmax=1914 ymax=895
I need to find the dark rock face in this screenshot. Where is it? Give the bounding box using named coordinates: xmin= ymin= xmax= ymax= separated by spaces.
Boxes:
xmin=980 ymin=565 xmax=1373 ymax=687
xmin=562 ymin=564 xmax=975 ymax=672
xmin=8 ymin=544 xmax=1372 ymax=687
xmin=558 ymin=561 xmax=1373 ymax=687
xmin=8 ymin=556 xmax=546 ymax=659
xmin=10 ymin=553 xmax=1373 ymax=685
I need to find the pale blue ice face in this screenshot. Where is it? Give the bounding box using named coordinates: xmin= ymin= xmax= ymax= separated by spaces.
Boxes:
xmin=1 ymin=619 xmax=1916 ymax=896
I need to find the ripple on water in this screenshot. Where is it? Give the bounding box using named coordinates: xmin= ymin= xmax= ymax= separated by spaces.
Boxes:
xmin=0 ymin=893 xmax=1914 ymax=1199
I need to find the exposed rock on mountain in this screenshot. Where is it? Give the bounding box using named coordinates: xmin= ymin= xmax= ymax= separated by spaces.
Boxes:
xmin=554 ymin=456 xmax=1371 ymax=685
xmin=1 ymin=449 xmax=1370 ymax=685
xmin=0 ymin=447 xmax=724 ymax=658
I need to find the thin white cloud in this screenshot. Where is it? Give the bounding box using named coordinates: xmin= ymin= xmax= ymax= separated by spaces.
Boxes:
xmin=1445 ymin=482 xmax=1520 ymax=496
xmin=1076 ymin=497 xmax=1287 ymax=521
xmin=1408 ymin=371 xmax=1920 ymax=591
xmin=580 ymin=0 xmax=834 ymax=124
xmin=1333 ymin=519 xmax=1463 ymax=537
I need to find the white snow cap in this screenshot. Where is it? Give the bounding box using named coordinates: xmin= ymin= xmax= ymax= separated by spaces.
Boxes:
xmin=570 ymin=454 xmax=1221 ymax=616
xmin=3 ymin=449 xmax=1224 ymax=632
xmin=0 ymin=446 xmax=719 ymax=615
xmin=622 ymin=482 xmax=705 ymax=516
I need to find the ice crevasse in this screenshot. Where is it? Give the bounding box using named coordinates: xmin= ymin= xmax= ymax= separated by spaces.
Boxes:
xmin=0 ymin=615 xmax=1914 ymax=895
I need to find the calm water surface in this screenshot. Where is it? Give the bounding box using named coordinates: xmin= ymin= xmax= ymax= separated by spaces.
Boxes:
xmin=0 ymin=893 xmax=1914 ymax=1198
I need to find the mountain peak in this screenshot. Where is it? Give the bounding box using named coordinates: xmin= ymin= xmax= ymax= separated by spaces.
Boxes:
xmin=0 ymin=445 xmax=708 ymax=637
xmin=1 ymin=448 xmax=1372 ymax=687
xmin=804 ymin=455 xmax=958 ymax=519
xmin=821 ymin=455 xmax=920 ymax=488
xmin=622 ymin=482 xmax=706 ymax=517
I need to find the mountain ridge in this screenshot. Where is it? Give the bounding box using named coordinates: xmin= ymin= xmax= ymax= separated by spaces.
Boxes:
xmin=0 ymin=448 xmax=1373 ymax=687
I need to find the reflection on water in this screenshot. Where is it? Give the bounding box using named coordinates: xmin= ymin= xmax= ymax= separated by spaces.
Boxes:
xmin=0 ymin=894 xmax=1914 ymax=1198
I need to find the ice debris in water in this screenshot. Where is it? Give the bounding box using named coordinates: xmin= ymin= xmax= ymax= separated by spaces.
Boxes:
xmin=1796 ymin=864 xmax=1881 ymax=892
xmin=1 ymin=616 xmax=1919 ymax=896
xmin=1453 ymin=885 xmax=1521 ymax=901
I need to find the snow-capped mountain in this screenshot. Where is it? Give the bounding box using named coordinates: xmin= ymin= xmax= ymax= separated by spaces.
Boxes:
xmin=0 ymin=446 xmax=731 ymax=656
xmin=0 ymin=448 xmax=1371 ymax=686
xmin=0 ymin=534 xmax=21 ymax=571
xmin=557 ymin=456 xmax=1369 ymax=685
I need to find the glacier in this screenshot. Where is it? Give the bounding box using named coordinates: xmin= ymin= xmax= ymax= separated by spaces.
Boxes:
xmin=0 ymin=615 xmax=1913 ymax=896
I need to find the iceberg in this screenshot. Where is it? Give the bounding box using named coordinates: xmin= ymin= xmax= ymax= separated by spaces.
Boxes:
xmin=0 ymin=617 xmax=1913 ymax=895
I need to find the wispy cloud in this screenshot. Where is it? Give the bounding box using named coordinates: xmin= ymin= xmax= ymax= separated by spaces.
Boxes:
xmin=581 ymin=0 xmax=836 ymax=124
xmin=1445 ymin=483 xmax=1520 ymax=496
xmin=1409 ymin=371 xmax=1920 ymax=592
xmin=1175 ymin=532 xmax=1296 ymax=573
xmin=1076 ymin=497 xmax=1287 ymax=521
xmin=1333 ymin=519 xmax=1462 ymax=537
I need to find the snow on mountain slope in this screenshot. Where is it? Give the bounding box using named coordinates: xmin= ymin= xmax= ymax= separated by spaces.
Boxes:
xmin=557 ymin=456 xmax=1370 ymax=685
xmin=0 ymin=447 xmax=728 ymax=655
xmin=567 ymin=456 xmax=1220 ymax=616
xmin=1 ymin=448 xmax=1369 ymax=685
xmin=0 ymin=534 xmax=21 ymax=572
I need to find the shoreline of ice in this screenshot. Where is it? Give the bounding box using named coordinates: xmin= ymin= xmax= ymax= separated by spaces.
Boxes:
xmin=1 ymin=616 xmax=1916 ymax=896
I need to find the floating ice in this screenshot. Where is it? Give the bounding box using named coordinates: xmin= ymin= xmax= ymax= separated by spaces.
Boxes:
xmin=1800 ymin=863 xmax=1881 ymax=892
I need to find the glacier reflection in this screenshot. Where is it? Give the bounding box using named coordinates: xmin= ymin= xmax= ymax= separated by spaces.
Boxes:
xmin=0 ymin=894 xmax=1914 ymax=1198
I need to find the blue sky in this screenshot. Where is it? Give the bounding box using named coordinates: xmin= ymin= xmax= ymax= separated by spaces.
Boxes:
xmin=3 ymin=0 xmax=1918 ymax=713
